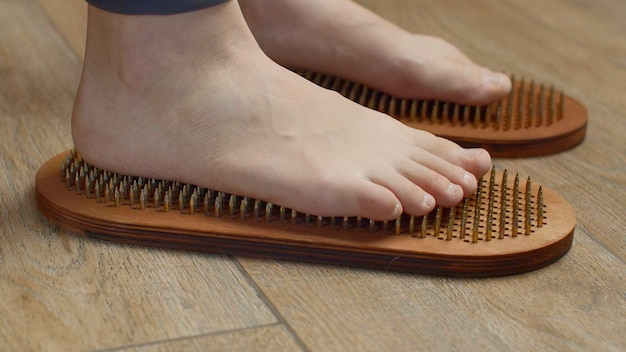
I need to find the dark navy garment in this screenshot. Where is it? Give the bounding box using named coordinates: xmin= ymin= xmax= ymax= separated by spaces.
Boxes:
xmin=86 ymin=0 xmax=230 ymax=15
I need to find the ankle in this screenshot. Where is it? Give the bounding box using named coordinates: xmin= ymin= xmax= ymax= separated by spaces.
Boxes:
xmin=83 ymin=2 xmax=257 ymax=89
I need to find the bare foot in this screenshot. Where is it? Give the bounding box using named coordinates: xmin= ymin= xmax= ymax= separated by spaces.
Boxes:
xmin=240 ymin=0 xmax=511 ymax=105
xmin=72 ymin=2 xmax=491 ymax=221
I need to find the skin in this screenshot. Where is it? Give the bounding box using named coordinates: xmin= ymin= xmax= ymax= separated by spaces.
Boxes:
xmin=72 ymin=1 xmax=493 ymax=221
xmin=239 ymin=0 xmax=511 ymax=105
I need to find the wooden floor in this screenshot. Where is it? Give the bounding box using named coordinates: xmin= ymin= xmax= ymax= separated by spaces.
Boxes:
xmin=1 ymin=0 xmax=624 ymax=350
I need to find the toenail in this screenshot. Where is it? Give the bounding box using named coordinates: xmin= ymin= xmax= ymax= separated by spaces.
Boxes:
xmin=464 ymin=148 xmax=488 ymax=159
xmin=448 ymin=184 xmax=461 ymax=197
xmin=463 ymin=171 xmax=475 ymax=185
xmin=423 ymin=194 xmax=435 ymax=209
xmin=392 ymin=203 xmax=403 ymax=217
xmin=483 ymin=71 xmax=503 ymax=86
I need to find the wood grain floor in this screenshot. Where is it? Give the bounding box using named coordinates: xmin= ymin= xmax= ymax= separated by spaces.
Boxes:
xmin=1 ymin=0 xmax=624 ymax=350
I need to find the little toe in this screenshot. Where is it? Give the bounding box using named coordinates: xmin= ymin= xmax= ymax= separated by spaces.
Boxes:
xmin=348 ymin=179 xmax=404 ymax=220
xmin=371 ymin=171 xmax=438 ymax=216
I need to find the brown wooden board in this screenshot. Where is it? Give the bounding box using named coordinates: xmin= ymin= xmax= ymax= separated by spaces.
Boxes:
xmin=300 ymin=72 xmax=588 ymax=157
xmin=36 ymin=152 xmax=576 ymax=277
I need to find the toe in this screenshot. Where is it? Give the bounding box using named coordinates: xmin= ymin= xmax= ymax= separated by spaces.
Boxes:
xmin=351 ymin=180 xmax=404 ymax=220
xmin=402 ymin=58 xmax=512 ymax=105
xmin=415 ymin=134 xmax=492 ymax=181
xmin=444 ymin=63 xmax=512 ymax=105
xmin=399 ymin=161 xmax=467 ymax=206
xmin=461 ymin=148 xmax=492 ymax=178
xmin=370 ymin=171 xmax=437 ymax=217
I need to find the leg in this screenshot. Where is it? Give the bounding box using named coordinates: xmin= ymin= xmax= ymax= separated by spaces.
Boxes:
xmin=72 ymin=0 xmax=492 ymax=221
xmin=240 ymin=0 xmax=511 ymax=105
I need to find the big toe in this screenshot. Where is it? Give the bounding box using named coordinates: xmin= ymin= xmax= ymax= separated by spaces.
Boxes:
xmin=461 ymin=148 xmax=492 ymax=177
xmin=421 ymin=135 xmax=492 ymax=177
xmin=410 ymin=60 xmax=512 ymax=105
